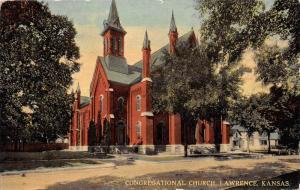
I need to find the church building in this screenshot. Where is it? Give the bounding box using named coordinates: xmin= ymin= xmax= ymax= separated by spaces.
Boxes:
xmin=69 ymin=0 xmax=230 ymax=154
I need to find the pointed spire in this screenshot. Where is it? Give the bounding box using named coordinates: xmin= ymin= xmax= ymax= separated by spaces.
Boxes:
xmin=143 ymin=30 xmax=151 ymax=49
xmin=169 ymin=10 xmax=177 ymax=33
xmin=107 ymin=0 xmax=119 ymax=24
xmin=101 ymin=0 xmax=126 ymax=35
xmin=76 ymin=82 xmax=81 ymax=93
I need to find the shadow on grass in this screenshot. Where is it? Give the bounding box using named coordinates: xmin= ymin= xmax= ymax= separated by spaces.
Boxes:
xmin=44 ymin=162 xmax=297 ymax=190
xmin=279 ymin=158 xmax=300 ymax=163
xmin=0 ymin=159 xmax=104 ymax=172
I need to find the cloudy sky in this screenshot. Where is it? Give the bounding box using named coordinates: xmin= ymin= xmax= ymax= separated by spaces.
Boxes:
xmin=9 ymin=0 xmax=273 ymax=96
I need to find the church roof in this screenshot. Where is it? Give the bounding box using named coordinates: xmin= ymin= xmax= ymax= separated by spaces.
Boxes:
xmin=101 ymin=0 xmax=126 ymax=35
xmin=93 ymin=30 xmax=195 ymax=87
xmin=133 ymin=30 xmax=195 ymax=71
xmin=98 ymin=56 xmax=141 ymax=85
xmin=80 ymin=96 xmax=90 ymax=108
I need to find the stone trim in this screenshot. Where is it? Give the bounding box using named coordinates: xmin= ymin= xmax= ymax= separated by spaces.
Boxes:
xmin=141 ymin=112 xmax=154 ymax=117
xmin=142 ymin=77 xmax=152 ymax=82
xmin=138 ymin=145 xmax=155 ymax=155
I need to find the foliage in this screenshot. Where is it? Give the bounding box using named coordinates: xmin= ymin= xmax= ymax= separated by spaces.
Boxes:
xmin=152 ymin=42 xmax=217 ymax=121
xmin=152 ymin=41 xmax=219 ymax=156
xmin=196 ymin=0 xmax=299 ymax=65
xmin=0 ymin=1 xmax=80 ymax=144
xmin=196 ymin=0 xmax=300 ymax=150
xmin=255 ymin=45 xmax=300 ymax=94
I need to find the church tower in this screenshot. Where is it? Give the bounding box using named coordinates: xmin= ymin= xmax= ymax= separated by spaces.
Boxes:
xmin=101 ymin=0 xmax=126 ymax=57
xmin=169 ymin=10 xmax=178 ymax=54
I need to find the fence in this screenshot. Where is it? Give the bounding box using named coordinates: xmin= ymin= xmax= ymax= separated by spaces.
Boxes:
xmin=0 ymin=143 xmax=68 ymax=152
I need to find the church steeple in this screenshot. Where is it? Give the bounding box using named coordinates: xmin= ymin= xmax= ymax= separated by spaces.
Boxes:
xmin=102 ymin=0 xmax=125 ymax=35
xmin=169 ymin=10 xmax=178 ymax=54
xmin=169 ymin=10 xmax=177 ymax=33
xmin=102 ymin=0 xmax=126 ymax=57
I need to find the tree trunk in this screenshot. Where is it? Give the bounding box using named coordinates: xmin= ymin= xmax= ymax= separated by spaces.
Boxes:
xmin=247 ymin=135 xmax=250 ymax=153
xmin=181 ymin=118 xmax=189 ymax=157
xmin=267 ymin=132 xmax=271 ymax=153
xmin=184 ymin=121 xmax=188 ymax=157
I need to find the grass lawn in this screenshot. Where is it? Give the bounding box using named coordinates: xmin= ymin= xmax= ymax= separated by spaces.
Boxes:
xmin=0 ymin=159 xmax=104 ymax=172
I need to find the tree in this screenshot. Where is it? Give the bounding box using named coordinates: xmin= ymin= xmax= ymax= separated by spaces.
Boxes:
xmin=196 ymin=0 xmax=299 ymax=65
xmin=0 ymin=1 xmax=80 ymax=144
xmin=230 ymin=95 xmax=266 ymax=153
xmin=152 ymin=42 xmax=218 ymax=157
xmin=255 ymin=44 xmax=299 ymax=151
xmin=231 ymin=90 xmax=296 ymax=153
xmin=196 ymin=0 xmax=300 ymax=151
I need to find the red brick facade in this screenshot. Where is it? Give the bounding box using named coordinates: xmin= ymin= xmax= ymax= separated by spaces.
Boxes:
xmin=69 ymin=0 xmax=230 ymax=150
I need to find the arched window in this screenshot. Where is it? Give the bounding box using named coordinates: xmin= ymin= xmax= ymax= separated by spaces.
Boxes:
xmin=100 ymin=95 xmax=104 ymax=113
xmin=201 ymin=125 xmax=206 ymax=143
xmin=136 ymin=121 xmax=142 ymax=138
xmin=118 ymin=37 xmax=122 ymax=55
xmin=110 ymin=37 xmax=114 ymax=53
xmin=114 ymin=36 xmax=118 ymax=52
xmin=117 ymin=97 xmax=125 ymax=114
xmin=136 ymin=95 xmax=141 ymax=111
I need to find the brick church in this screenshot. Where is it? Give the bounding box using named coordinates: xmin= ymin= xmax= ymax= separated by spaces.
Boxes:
xmin=70 ymin=0 xmax=230 ymax=154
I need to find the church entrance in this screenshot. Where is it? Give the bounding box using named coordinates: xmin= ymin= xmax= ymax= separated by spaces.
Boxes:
xmin=116 ymin=121 xmax=125 ymax=145
xmin=156 ymin=122 xmax=169 ymax=145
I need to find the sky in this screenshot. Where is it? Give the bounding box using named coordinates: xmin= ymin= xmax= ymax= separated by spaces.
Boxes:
xmin=24 ymin=0 xmax=274 ymax=96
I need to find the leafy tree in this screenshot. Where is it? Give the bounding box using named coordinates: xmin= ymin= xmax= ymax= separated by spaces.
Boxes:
xmin=0 ymin=1 xmax=80 ymax=144
xmin=231 ymin=90 xmax=295 ymax=153
xmin=196 ymin=0 xmax=299 ymax=65
xmin=196 ymin=0 xmax=300 ymax=151
xmin=230 ymin=95 xmax=267 ymax=153
xmin=255 ymin=44 xmax=299 ymax=151
xmin=152 ymin=42 xmax=218 ymax=157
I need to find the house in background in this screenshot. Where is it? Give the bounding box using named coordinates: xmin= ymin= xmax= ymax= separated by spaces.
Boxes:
xmin=230 ymin=125 xmax=280 ymax=152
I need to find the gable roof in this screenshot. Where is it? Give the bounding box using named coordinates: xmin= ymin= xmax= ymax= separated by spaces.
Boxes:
xmin=133 ymin=30 xmax=195 ymax=71
xmin=260 ymin=132 xmax=280 ymax=140
xmin=231 ymin=125 xmax=248 ymax=133
xmin=98 ymin=56 xmax=141 ymax=85
xmin=80 ymin=96 xmax=90 ymax=108
xmin=90 ymin=30 xmax=195 ymax=89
